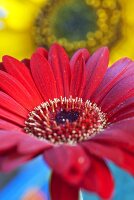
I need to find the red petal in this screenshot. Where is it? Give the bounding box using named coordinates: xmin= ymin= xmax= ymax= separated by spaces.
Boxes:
xmin=111 ymin=110 xmax=134 ymax=122
xmin=92 ymin=58 xmax=132 ymax=103
xmin=87 ymin=140 xmax=134 ymax=175
xmin=0 ymin=131 xmax=18 ymax=153
xmin=0 ymin=108 xmax=25 ymax=126
xmin=117 ymin=151 xmax=134 ymax=175
xmin=0 ymin=130 xmax=51 ymax=171
xmin=0 ymin=130 xmax=27 ymax=155
xmin=83 ymin=47 xmax=109 ymax=99
xmin=108 ymin=97 xmax=134 ymax=120
xmin=48 ymin=43 xmax=71 ymax=97
xmin=22 ymin=59 xmax=30 ymax=69
xmin=83 ymin=141 xmax=134 ymax=174
xmin=44 ymin=145 xmax=90 ymax=185
xmin=0 ymin=63 xmax=5 ymax=71
xmin=70 ymin=48 xmax=90 ymax=66
xmin=0 ymin=152 xmax=31 ymax=172
xmin=18 ymin=136 xmax=52 ymax=155
xmin=0 ymin=91 xmax=28 ymax=118
xmin=92 ymin=118 xmax=134 ymax=153
xmin=70 ymin=54 xmax=86 ymax=97
xmin=86 ymin=118 xmax=134 ymax=175
xmin=0 ymin=120 xmax=22 ymax=131
xmin=108 ymin=118 xmax=134 ymax=138
xmin=30 ymin=53 xmax=57 ymax=100
xmin=100 ymin=74 xmax=134 ymax=112
xmin=36 ymin=47 xmax=48 ymax=58
xmin=81 ymin=157 xmax=114 ymax=199
xmin=3 ymin=55 xmax=43 ymax=105
xmin=50 ymin=172 xmax=79 ymax=200
xmin=0 ymin=70 xmax=37 ymax=110
xmin=0 ymin=130 xmax=50 ymax=156
xmin=82 ymin=141 xmax=123 ymax=165
xmin=93 ymin=129 xmax=134 ymax=149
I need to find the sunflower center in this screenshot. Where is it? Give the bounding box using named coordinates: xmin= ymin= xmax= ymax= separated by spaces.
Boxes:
xmin=51 ymin=0 xmax=97 ymax=41
xmin=34 ymin=0 xmax=122 ymax=54
xmin=24 ymin=97 xmax=107 ymax=145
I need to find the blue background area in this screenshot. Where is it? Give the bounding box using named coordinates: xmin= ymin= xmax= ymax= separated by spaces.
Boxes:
xmin=0 ymin=156 xmax=134 ymax=200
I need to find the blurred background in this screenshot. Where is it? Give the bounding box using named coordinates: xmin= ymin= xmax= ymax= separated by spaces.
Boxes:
xmin=0 ymin=0 xmax=134 ymax=199
xmin=0 ymin=0 xmax=134 ymax=62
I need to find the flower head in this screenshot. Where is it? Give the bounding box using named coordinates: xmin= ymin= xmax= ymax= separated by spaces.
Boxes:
xmin=0 ymin=44 xmax=134 ymax=199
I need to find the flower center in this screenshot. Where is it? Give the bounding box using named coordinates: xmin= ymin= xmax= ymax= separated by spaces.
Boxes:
xmin=55 ymin=109 xmax=79 ymax=125
xmin=24 ymin=97 xmax=107 ymax=144
xmin=34 ymin=0 xmax=122 ymax=54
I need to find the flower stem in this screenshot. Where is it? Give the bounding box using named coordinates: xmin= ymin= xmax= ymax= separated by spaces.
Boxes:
xmin=80 ymin=191 xmax=83 ymax=200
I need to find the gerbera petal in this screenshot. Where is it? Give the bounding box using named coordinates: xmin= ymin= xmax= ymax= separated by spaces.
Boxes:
xmin=50 ymin=172 xmax=79 ymax=200
xmin=93 ymin=130 xmax=134 ymax=150
xmin=91 ymin=141 xmax=134 ymax=175
xmin=0 ymin=62 xmax=5 ymax=71
xmin=18 ymin=136 xmax=52 ymax=155
xmin=83 ymin=117 xmax=134 ymax=175
xmin=108 ymin=97 xmax=134 ymax=120
xmin=109 ymin=117 xmax=134 ymax=134
xmin=0 ymin=120 xmax=22 ymax=131
xmin=0 ymin=130 xmax=51 ymax=156
xmin=70 ymin=48 xmax=90 ymax=66
xmin=2 ymin=55 xmax=43 ymax=105
xmin=91 ymin=57 xmax=132 ymax=103
xmin=100 ymin=74 xmax=134 ymax=112
xmin=48 ymin=43 xmax=71 ymax=97
xmin=30 ymin=53 xmax=57 ymax=100
xmin=81 ymin=157 xmax=114 ymax=199
xmin=0 ymin=131 xmax=22 ymax=153
xmin=0 ymin=153 xmax=32 ymax=172
xmin=35 ymin=47 xmax=48 ymax=58
xmin=83 ymin=47 xmax=109 ymax=99
xmin=0 ymin=130 xmax=27 ymax=155
xmin=118 ymin=151 xmax=134 ymax=175
xmin=82 ymin=141 xmax=123 ymax=164
xmin=22 ymin=59 xmax=30 ymax=69
xmin=83 ymin=140 xmax=134 ymax=175
xmin=0 ymin=70 xmax=37 ymax=110
xmin=0 ymin=91 xmax=28 ymax=118
xmin=0 ymin=108 xmax=25 ymax=126
xmin=44 ymin=145 xmax=90 ymax=185
xmin=112 ymin=110 xmax=134 ymax=122
xmin=92 ymin=118 xmax=134 ymax=152
xmin=70 ymin=54 xmax=86 ymax=97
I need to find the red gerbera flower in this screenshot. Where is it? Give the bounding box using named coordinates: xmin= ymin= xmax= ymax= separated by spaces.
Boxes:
xmin=0 ymin=44 xmax=134 ymax=200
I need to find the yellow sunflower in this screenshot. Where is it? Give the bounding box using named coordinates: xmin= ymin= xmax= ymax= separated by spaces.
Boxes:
xmin=0 ymin=0 xmax=134 ymax=62
xmin=0 ymin=0 xmax=45 ymax=60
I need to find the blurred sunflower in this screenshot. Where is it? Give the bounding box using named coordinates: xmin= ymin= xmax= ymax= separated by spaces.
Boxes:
xmin=0 ymin=0 xmax=45 ymax=59
xmin=0 ymin=0 xmax=134 ymax=62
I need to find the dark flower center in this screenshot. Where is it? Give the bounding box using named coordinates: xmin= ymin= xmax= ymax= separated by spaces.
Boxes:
xmin=24 ymin=97 xmax=107 ymax=144
xmin=55 ymin=109 xmax=79 ymax=125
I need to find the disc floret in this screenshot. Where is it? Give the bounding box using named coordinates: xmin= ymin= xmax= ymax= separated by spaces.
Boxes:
xmin=25 ymin=96 xmax=107 ymax=144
